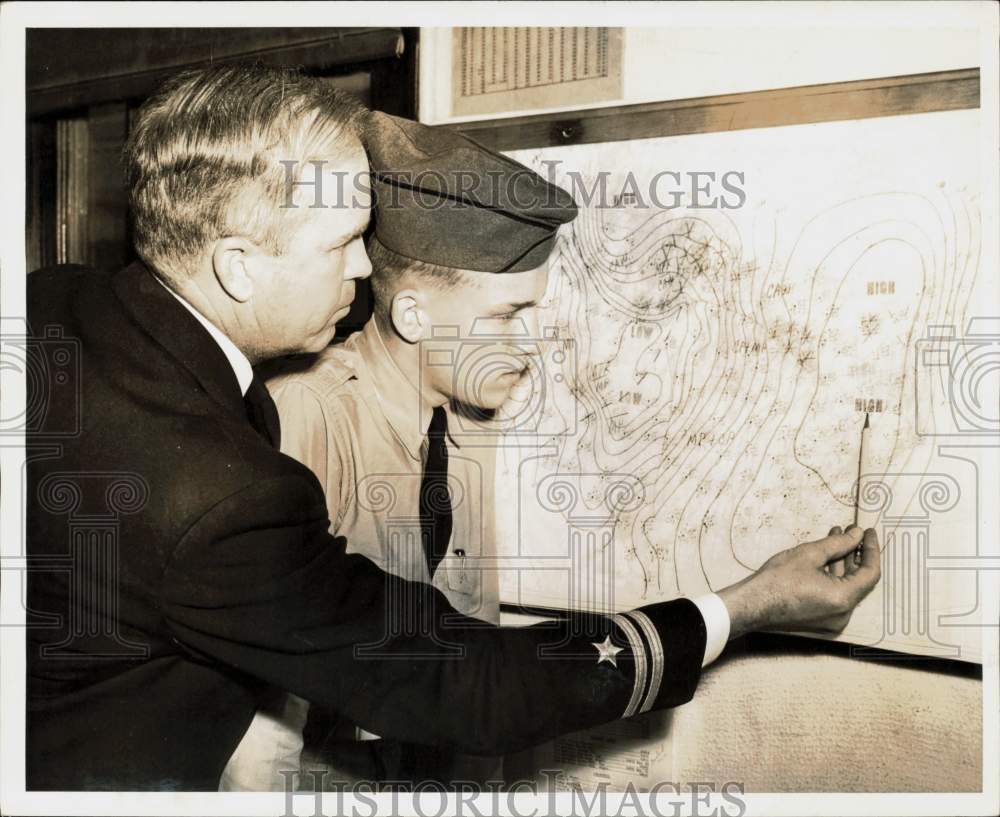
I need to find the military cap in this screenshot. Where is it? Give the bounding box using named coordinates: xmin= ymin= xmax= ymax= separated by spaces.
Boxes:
xmin=363 ymin=111 xmax=577 ymax=273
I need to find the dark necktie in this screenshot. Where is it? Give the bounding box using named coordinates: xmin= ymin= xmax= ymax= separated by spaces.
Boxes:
xmin=243 ymin=375 xmax=281 ymax=450
xmin=419 ymin=406 xmax=453 ymax=576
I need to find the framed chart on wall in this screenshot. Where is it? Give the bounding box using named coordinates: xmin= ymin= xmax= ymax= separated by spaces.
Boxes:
xmin=457 ymin=69 xmax=994 ymax=663
xmin=450 ymin=27 xmax=624 ymax=117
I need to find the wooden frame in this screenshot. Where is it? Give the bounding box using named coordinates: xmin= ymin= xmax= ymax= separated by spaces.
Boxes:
xmin=449 ymin=68 xmax=980 ymax=151
xmin=27 ymin=27 xmax=406 ymax=117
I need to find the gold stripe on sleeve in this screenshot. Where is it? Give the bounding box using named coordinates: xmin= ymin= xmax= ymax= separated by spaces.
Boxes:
xmin=612 ymin=613 xmax=646 ymax=719
xmin=625 ymin=609 xmax=663 ymax=714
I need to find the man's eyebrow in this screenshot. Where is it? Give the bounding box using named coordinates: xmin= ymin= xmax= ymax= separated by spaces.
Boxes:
xmin=491 ymin=299 xmax=537 ymax=314
xmin=330 ymin=218 xmax=370 ymax=246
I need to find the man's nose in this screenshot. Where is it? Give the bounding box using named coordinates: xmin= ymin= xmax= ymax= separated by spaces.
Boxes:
xmin=345 ymin=237 xmax=372 ymax=280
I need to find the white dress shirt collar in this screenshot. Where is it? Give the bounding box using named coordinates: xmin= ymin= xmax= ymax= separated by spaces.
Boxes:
xmin=159 ymin=279 xmax=254 ymax=397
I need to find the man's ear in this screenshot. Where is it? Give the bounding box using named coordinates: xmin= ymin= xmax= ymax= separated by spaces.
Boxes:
xmin=211 ymin=237 xmax=258 ymax=303
xmin=389 ymin=289 xmax=428 ymax=344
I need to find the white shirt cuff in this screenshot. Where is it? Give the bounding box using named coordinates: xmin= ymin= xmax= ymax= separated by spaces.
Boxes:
xmin=692 ymin=593 xmax=731 ymax=667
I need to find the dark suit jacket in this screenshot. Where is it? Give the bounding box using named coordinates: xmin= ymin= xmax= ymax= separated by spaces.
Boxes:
xmin=26 ymin=262 xmax=707 ymax=790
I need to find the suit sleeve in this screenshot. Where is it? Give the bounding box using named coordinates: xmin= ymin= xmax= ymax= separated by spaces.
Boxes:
xmin=161 ymin=473 xmax=707 ymax=756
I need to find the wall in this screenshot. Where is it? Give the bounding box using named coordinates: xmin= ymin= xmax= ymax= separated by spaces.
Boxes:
xmin=419 ymin=13 xmax=979 ymax=125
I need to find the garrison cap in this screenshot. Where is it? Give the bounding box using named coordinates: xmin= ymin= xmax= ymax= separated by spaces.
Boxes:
xmin=364 ymin=111 xmax=577 ymax=273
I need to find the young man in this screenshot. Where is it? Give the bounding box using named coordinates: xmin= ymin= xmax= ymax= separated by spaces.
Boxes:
xmin=219 ymin=111 xmax=882 ymax=791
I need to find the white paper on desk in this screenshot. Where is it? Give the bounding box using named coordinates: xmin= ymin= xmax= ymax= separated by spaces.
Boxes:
xmin=530 ymin=713 xmax=676 ymax=792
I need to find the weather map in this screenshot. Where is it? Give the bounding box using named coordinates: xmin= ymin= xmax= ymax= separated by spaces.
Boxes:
xmin=492 ymin=108 xmax=992 ymax=659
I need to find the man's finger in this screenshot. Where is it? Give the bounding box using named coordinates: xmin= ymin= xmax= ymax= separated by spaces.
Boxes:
xmin=856 ymin=528 xmax=881 ymax=576
xmin=844 ymin=528 xmax=881 ymax=602
xmin=844 ymin=546 xmax=862 ymax=575
xmin=843 ymin=523 xmax=863 ymax=574
xmin=814 ymin=527 xmax=863 ymax=562
xmin=823 ymin=527 xmax=841 ymax=574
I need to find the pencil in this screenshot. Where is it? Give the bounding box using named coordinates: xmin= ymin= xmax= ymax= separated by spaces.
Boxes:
xmin=854 ymin=412 xmax=871 ymax=552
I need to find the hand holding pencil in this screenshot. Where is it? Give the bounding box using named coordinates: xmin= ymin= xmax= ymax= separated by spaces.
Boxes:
xmin=715 ymin=412 xmax=883 ymax=639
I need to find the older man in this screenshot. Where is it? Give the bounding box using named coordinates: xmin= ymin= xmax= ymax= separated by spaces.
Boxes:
xmin=26 ymin=65 xmax=880 ymax=792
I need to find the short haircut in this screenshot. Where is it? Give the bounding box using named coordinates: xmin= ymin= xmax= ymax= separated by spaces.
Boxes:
xmin=367 ymin=236 xmax=479 ymax=320
xmin=124 ymin=63 xmax=366 ymax=282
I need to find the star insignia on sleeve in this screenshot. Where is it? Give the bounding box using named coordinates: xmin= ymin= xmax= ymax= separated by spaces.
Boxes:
xmin=592 ymin=635 xmax=624 ymax=668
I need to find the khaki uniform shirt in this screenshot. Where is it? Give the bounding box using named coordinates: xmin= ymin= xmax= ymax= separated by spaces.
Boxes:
xmin=270 ymin=320 xmax=499 ymax=623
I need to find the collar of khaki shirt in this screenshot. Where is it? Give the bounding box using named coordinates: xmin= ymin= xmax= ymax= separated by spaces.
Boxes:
xmin=354 ymin=319 xmax=450 ymax=462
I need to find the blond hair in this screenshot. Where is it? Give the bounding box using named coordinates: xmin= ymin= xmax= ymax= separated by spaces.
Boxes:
xmin=366 ymin=236 xmax=478 ymax=322
xmin=124 ymin=64 xmax=366 ymax=281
